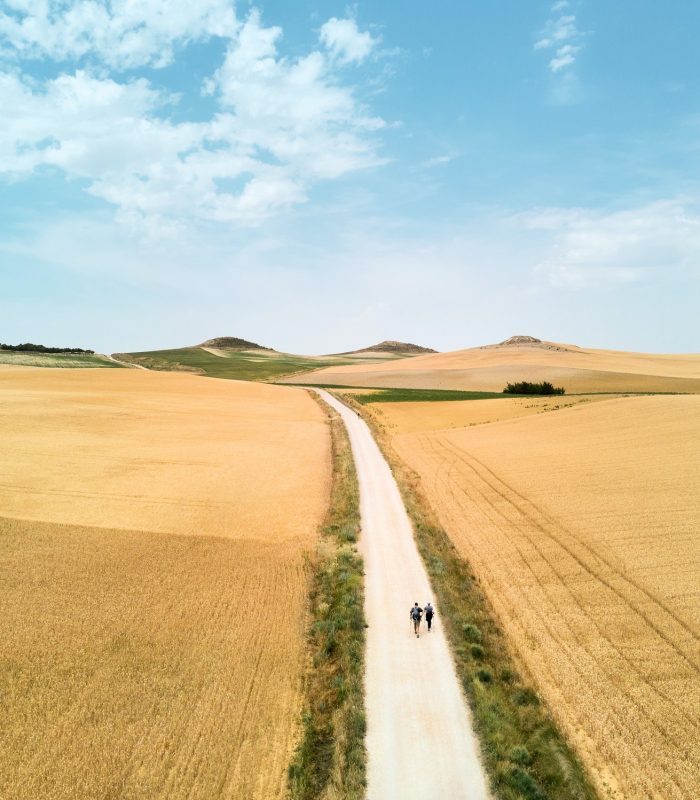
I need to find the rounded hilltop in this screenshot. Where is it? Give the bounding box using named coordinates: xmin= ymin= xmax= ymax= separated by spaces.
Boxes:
xmin=340 ymin=340 xmax=438 ymax=355
xmin=199 ymin=336 xmax=274 ymax=351
xmin=486 ymin=335 xmax=577 ymax=353
xmin=499 ymin=335 xmax=542 ymax=345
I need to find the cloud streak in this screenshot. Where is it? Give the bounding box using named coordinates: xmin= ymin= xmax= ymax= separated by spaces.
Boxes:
xmin=535 ymin=1 xmax=583 ymax=75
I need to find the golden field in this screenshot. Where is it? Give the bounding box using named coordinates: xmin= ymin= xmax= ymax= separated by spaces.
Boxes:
xmin=285 ymin=339 xmax=700 ymax=393
xmin=358 ymin=393 xmax=617 ymax=434
xmin=0 ymin=367 xmax=330 ymax=800
xmin=377 ymin=394 xmax=700 ymax=799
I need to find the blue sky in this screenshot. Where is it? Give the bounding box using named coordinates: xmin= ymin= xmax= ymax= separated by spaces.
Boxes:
xmin=1 ymin=0 xmax=698 ymax=354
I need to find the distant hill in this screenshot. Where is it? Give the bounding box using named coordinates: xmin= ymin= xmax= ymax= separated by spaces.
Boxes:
xmin=340 ymin=340 xmax=437 ymax=356
xmin=199 ymin=337 xmax=274 ymax=351
xmin=281 ymin=337 xmax=700 ymax=394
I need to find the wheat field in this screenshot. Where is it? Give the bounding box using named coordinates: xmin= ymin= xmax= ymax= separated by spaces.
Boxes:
xmin=382 ymin=395 xmax=700 ymax=799
xmin=360 ymin=393 xmax=616 ymax=434
xmin=0 ymin=367 xmax=330 ymax=800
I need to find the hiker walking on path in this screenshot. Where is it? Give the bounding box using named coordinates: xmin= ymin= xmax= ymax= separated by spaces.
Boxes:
xmin=425 ymin=602 xmax=435 ymax=632
xmin=410 ymin=602 xmax=423 ymax=637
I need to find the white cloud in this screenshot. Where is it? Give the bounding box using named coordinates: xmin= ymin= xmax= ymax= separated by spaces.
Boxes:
xmin=535 ymin=5 xmax=582 ymax=74
xmin=550 ymin=43 xmax=580 ymax=72
xmin=518 ymin=200 xmax=700 ymax=288
xmin=0 ymin=0 xmax=237 ymax=69
xmin=210 ymin=11 xmax=385 ymax=181
xmin=319 ymin=17 xmax=379 ymax=65
xmin=0 ymin=8 xmax=388 ymax=227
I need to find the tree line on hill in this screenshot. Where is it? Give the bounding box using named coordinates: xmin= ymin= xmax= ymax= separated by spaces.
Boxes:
xmin=0 ymin=342 xmax=94 ymax=354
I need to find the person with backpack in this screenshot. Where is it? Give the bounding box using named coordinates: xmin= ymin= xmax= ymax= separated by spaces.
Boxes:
xmin=410 ymin=602 xmax=423 ymax=637
xmin=424 ymin=602 xmax=435 ymax=632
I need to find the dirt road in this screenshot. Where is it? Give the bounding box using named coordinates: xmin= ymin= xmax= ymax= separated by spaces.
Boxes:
xmin=318 ymin=391 xmax=489 ymax=800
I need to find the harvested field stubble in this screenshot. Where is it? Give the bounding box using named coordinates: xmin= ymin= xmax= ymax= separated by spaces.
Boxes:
xmin=386 ymin=395 xmax=700 ymax=800
xmin=0 ymin=367 xmax=331 ymax=800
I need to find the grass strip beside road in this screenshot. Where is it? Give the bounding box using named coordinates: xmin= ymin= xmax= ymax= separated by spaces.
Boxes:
xmin=344 ymin=394 xmax=599 ymax=800
xmin=288 ymin=397 xmax=366 ymax=800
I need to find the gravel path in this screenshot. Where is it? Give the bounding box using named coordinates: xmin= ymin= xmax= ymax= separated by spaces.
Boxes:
xmin=317 ymin=391 xmax=489 ymax=800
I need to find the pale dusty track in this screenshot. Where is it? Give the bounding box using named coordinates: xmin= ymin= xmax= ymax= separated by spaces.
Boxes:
xmin=318 ymin=391 xmax=489 ymax=800
xmin=103 ymin=353 xmax=148 ymax=368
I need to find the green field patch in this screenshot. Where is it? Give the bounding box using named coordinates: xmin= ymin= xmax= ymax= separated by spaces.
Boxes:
xmin=119 ymin=347 xmax=407 ymax=382
xmin=348 ymin=388 xmax=511 ymax=404
xmin=0 ymin=352 xmax=121 ymax=369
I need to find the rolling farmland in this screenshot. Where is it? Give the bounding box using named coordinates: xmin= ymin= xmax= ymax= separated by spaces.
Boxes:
xmin=0 ymin=367 xmax=330 ymax=800
xmin=116 ymin=342 xmax=412 ymax=383
xmin=285 ymin=338 xmax=700 ymax=393
xmin=378 ymin=394 xmax=700 ymax=799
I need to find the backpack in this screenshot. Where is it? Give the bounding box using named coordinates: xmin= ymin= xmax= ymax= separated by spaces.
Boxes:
xmin=411 ymin=606 xmax=422 ymax=620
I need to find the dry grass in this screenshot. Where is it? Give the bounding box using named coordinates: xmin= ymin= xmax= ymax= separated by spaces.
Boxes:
xmin=0 ymin=367 xmax=330 ymax=800
xmin=382 ymin=394 xmax=700 ymax=799
xmin=284 ymin=340 xmax=700 ymax=393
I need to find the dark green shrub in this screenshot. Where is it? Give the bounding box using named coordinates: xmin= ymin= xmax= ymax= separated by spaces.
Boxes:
xmin=463 ymin=623 xmax=482 ymax=642
xmin=500 ymin=668 xmax=515 ymax=683
xmin=512 ymin=687 xmax=539 ymax=707
xmin=509 ymin=745 xmax=532 ymax=766
xmin=470 ymin=644 xmax=485 ymax=660
xmin=503 ymin=381 xmax=565 ymax=395
xmin=476 ymin=669 xmax=492 ymax=683
xmin=509 ymin=767 xmax=547 ymax=800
